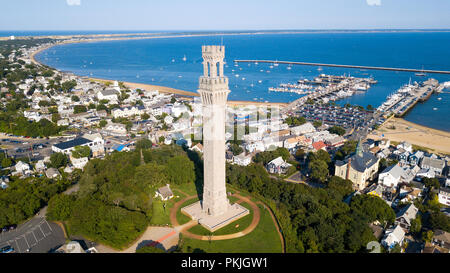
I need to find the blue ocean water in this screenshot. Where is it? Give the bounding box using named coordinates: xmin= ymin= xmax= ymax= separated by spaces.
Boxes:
xmin=35 ymin=32 xmax=450 ymax=131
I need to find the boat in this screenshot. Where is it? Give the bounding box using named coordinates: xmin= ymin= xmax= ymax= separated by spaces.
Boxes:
xmin=438 ymin=97 xmax=442 ymax=101
xmin=433 ymin=108 xmax=438 ymax=111
xmin=287 ymin=66 xmax=292 ymax=70
xmin=317 ymin=67 xmax=323 ymax=72
xmin=269 ymin=65 xmax=274 ymax=69
xmin=182 ymin=55 xmax=187 ymax=62
xmin=171 ymin=59 xmax=175 ymax=63
xmin=415 ymin=66 xmax=427 ymax=77
xmin=258 ymin=80 xmax=263 ymax=84
xmin=254 ymin=62 xmax=258 ymax=65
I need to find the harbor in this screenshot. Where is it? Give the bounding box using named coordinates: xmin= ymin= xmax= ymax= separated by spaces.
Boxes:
xmin=377 ymin=78 xmax=442 ymax=117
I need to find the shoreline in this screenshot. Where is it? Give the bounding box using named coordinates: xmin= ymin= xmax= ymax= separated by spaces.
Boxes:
xmin=371 ymin=117 xmax=450 ymax=155
xmin=29 ymin=33 xmax=450 ymax=149
xmin=32 ymin=41 xmax=289 ymax=108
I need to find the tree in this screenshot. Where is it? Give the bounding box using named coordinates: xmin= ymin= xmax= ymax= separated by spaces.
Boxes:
xmin=136 ymin=245 xmax=165 ymax=253
xmin=410 ymin=216 xmax=422 ymax=234
xmin=141 ymin=113 xmax=150 ymax=120
xmin=61 ymin=80 xmax=77 ymax=92
xmin=99 ymin=119 xmax=107 ymax=128
xmin=309 ymin=160 xmax=329 ymax=183
xmin=313 ymin=121 xmax=322 ymax=128
xmin=71 ymin=146 xmax=91 ymax=159
xmin=71 ymin=95 xmax=80 ymax=102
xmin=328 ymin=176 xmax=353 ymax=197
xmin=328 ymin=126 xmax=346 ymax=136
xmin=73 ymin=105 xmax=87 ymax=114
xmin=1 ymin=157 xmax=13 ymax=168
xmin=50 ymin=153 xmax=69 ymax=168
xmin=230 ymin=144 xmax=243 ymax=156
xmin=136 ymin=139 xmax=152 ymax=150
xmin=51 ymin=113 xmax=61 ymax=123
xmin=46 ymin=194 xmax=76 ymax=221
xmin=165 ymin=156 xmax=195 ymax=185
xmin=308 ymin=150 xmax=331 ymax=164
xmin=422 ymin=230 xmax=434 ymax=243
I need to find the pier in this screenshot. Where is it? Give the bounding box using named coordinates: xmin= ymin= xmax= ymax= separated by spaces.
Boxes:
xmin=234 ymin=60 xmax=450 ymax=75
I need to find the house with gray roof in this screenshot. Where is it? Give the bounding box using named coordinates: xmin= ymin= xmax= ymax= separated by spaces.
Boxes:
xmin=395 ymin=203 xmax=419 ymax=230
xmin=378 ymin=164 xmax=404 ymax=188
xmin=155 ymin=184 xmax=174 ymax=201
xmin=421 ymin=156 xmax=445 ymax=175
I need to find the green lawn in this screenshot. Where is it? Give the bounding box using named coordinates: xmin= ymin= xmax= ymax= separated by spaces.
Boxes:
xmin=181 ymin=204 xmax=282 ymax=253
xmin=151 ymin=198 xmax=178 ymax=226
xmin=176 ymin=197 xmax=199 ymax=225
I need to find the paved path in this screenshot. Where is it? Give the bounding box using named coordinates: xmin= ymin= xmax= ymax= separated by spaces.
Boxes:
xmin=96 ymin=226 xmax=179 ymax=253
xmin=170 ymin=193 xmax=261 ymax=241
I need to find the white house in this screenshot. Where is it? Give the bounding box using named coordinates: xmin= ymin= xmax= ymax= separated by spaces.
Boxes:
xmin=438 ymin=187 xmax=450 ymax=206
xmin=97 ymin=89 xmax=120 ymax=102
xmin=246 ymin=141 xmax=265 ymax=153
xmin=378 ymin=164 xmax=404 ymax=188
xmin=15 ymin=161 xmax=31 ymax=173
xmin=290 ymin=122 xmax=316 ymax=136
xmin=382 ymin=225 xmax=405 ymax=250
xmin=105 ymin=123 xmax=127 ymax=135
xmin=23 ymin=110 xmax=42 ymax=122
xmin=233 ymin=153 xmax=252 ymax=167
xmin=112 ymin=106 xmax=145 ymax=119
xmin=71 ymin=156 xmax=89 ymax=169
xmin=45 ymin=168 xmax=61 ymax=179
xmin=266 ymin=156 xmax=292 ymax=175
xmin=155 ymin=184 xmax=174 ymax=201
xmin=397 ymin=141 xmax=413 ymax=153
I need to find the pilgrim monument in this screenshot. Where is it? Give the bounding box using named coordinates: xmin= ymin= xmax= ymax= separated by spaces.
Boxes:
xmin=182 ymin=45 xmax=249 ymax=232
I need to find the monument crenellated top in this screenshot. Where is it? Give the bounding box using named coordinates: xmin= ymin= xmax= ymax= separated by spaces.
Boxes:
xmin=202 ymin=45 xmax=225 ymax=55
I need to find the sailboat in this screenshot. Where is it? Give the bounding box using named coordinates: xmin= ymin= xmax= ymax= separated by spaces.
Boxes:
xmin=182 ymin=55 xmax=187 ymax=62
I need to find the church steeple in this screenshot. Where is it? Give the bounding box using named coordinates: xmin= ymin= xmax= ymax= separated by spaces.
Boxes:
xmin=355 ymin=139 xmax=364 ymax=157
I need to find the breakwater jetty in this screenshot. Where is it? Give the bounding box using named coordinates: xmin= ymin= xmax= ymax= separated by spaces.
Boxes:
xmin=234 ymin=60 xmax=450 ymax=75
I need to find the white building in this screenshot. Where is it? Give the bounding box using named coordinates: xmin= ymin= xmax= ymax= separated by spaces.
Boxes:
xmin=438 ymin=187 xmax=450 ymax=206
xmin=378 ymin=164 xmax=404 ymax=188
xmin=290 ymin=122 xmax=316 ymax=136
xmin=105 ymin=123 xmax=127 ymax=135
xmin=233 ymin=153 xmax=252 ymax=167
xmin=15 ymin=161 xmax=31 ymax=173
xmin=97 ymin=89 xmax=120 ymax=102
xmin=71 ymin=156 xmax=89 ymax=169
xmin=382 ymin=225 xmax=405 ymax=250
xmin=112 ymin=106 xmax=145 ymax=119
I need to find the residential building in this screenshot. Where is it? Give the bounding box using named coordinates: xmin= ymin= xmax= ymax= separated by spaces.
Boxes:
xmin=438 ymin=187 xmax=450 ymax=206
xmin=381 ymin=225 xmax=405 ymax=250
xmin=233 ymin=153 xmax=252 ymax=167
xmin=97 ymin=89 xmax=119 ymax=102
xmin=378 ymin=164 xmax=404 ymax=188
xmin=266 ymin=156 xmax=292 ymax=175
xmin=155 ymin=184 xmax=174 ymax=201
xmin=421 ymin=156 xmax=445 ymax=176
xmin=395 ymin=203 xmax=419 ymax=230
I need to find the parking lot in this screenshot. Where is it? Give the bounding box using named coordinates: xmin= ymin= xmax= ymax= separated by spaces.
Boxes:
xmin=0 ymin=217 xmax=65 ymax=253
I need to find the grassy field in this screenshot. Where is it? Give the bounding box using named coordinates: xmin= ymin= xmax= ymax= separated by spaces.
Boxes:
xmin=187 ymin=202 xmax=253 ymax=236
xmin=176 ymin=197 xmax=199 ymax=225
xmin=180 ymin=204 xmax=282 ymax=253
xmin=150 ymin=198 xmax=178 ymax=226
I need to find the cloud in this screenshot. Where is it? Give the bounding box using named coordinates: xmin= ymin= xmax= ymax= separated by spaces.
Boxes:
xmin=366 ymin=0 xmax=381 ymax=6
xmin=66 ymin=0 xmax=81 ymax=6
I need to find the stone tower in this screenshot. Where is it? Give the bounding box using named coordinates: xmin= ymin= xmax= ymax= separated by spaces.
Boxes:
xmin=198 ymin=45 xmax=230 ymax=217
xmin=181 ymin=45 xmax=249 ymax=232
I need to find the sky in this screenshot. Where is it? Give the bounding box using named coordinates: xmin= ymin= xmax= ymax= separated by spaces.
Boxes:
xmin=1 ymin=0 xmax=450 ymax=31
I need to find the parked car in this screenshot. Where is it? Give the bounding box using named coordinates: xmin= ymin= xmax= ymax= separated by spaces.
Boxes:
xmin=0 ymin=246 xmax=14 ymax=253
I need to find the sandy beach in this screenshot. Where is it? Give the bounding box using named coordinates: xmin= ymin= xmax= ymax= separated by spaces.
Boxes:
xmin=370 ymin=117 xmax=450 ymax=155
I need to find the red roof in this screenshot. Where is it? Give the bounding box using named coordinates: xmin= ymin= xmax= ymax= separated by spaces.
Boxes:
xmin=312 ymin=141 xmax=327 ymax=151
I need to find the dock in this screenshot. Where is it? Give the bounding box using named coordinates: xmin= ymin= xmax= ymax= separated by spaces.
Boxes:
xmin=234 ymin=60 xmax=450 ymax=75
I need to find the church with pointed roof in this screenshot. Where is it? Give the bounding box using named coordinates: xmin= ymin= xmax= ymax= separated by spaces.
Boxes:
xmin=335 ymin=141 xmax=380 ymax=191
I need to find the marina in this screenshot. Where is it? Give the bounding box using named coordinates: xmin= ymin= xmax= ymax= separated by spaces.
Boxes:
xmin=377 ymin=78 xmax=442 ymax=117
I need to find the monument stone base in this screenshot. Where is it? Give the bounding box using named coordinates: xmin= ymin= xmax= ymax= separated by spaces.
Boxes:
xmin=182 ymin=201 xmax=250 ymax=232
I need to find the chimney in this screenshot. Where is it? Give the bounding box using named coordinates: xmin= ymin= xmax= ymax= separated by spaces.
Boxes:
xmin=346 ymin=158 xmax=351 ymax=180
